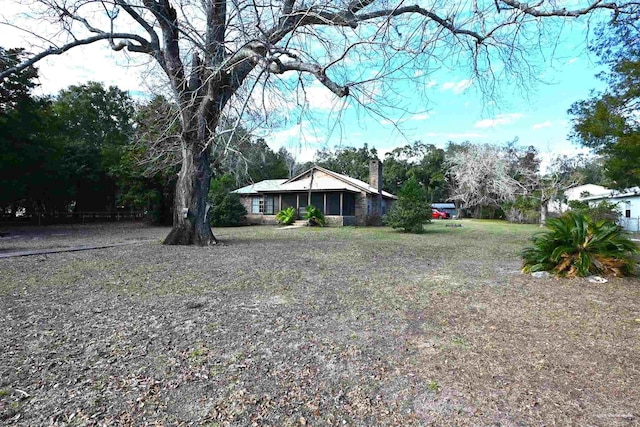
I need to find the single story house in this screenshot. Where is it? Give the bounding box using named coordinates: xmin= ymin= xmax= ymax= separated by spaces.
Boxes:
xmin=234 ymin=160 xmax=397 ymax=226
xmin=548 ymin=184 xmax=611 ymax=213
xmin=580 ymin=187 xmax=640 ymax=232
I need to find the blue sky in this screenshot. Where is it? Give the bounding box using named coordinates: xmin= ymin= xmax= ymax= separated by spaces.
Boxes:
xmin=3 ymin=1 xmax=607 ymax=164
xmin=261 ymin=36 xmax=606 ymax=163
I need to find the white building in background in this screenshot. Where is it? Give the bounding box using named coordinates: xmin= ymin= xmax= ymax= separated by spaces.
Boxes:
xmin=564 ymin=184 xmax=612 ymax=201
xmin=549 ymin=184 xmax=612 ymax=214
xmin=580 ymin=187 xmax=640 ymax=232
xmin=547 ymin=184 xmax=640 ymax=231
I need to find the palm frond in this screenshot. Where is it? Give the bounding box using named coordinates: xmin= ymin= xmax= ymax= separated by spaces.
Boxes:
xmin=522 ymin=211 xmax=638 ymax=277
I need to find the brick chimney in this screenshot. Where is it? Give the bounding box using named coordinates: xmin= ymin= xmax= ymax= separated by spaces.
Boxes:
xmin=369 ymin=158 xmax=383 ymax=223
xmin=369 ymin=158 xmax=382 ymax=193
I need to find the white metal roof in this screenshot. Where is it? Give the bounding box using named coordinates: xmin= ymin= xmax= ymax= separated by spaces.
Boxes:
xmin=581 ymin=187 xmax=640 ymax=201
xmin=232 ymin=166 xmax=397 ymax=199
xmin=233 ymin=179 xmax=287 ymax=194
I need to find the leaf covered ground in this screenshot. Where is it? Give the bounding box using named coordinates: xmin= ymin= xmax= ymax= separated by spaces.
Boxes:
xmin=1 ymin=221 xmax=639 ymax=426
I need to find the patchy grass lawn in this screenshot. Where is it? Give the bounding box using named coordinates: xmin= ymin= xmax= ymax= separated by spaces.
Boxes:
xmin=1 ymin=220 xmax=639 ymax=426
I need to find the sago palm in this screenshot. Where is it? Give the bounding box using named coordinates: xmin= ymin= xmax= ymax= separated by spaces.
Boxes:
xmin=522 ymin=212 xmax=638 ymax=277
xmin=276 ymin=207 xmax=296 ymax=225
xmin=305 ymin=205 xmax=325 ymax=227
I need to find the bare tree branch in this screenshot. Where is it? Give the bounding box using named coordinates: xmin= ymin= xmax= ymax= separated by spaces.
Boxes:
xmin=500 ymin=0 xmax=617 ymax=17
xmin=0 ymin=33 xmax=150 ymax=79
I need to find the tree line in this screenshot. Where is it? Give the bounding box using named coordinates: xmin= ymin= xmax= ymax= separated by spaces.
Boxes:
xmin=0 ymin=45 xmax=619 ymax=226
xmin=0 ymin=48 xmax=295 ymax=224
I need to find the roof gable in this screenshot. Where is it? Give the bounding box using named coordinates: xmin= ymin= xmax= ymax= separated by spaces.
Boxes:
xmin=233 ymin=166 xmax=397 ymax=199
xmin=284 ymin=166 xmax=396 ymax=198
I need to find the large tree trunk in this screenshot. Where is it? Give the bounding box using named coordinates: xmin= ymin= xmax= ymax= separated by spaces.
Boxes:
xmin=453 ymin=200 xmax=463 ymax=219
xmin=163 ymin=140 xmax=217 ymax=245
xmin=540 ymin=198 xmax=549 ymax=227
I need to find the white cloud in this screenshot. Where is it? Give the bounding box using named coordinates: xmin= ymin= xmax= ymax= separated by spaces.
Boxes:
xmin=532 ymin=120 xmax=553 ymax=130
xmin=414 ymin=70 xmax=425 ymax=77
xmin=250 ymin=84 xmax=299 ymax=115
xmin=567 ymin=57 xmax=578 ymax=65
xmin=268 ymin=125 xmax=304 ymax=142
xmin=377 ymin=145 xmax=400 ymax=159
xmin=441 ymin=79 xmax=473 ymax=94
xmin=262 ymin=121 xmax=328 ymax=162
xmin=4 ymin=2 xmax=161 ymax=96
xmin=33 ymin=47 xmax=159 ymax=96
xmin=425 ymin=80 xmax=438 ymax=89
xmin=474 ymin=113 xmax=523 ymax=128
xmin=305 ymin=83 xmax=349 ymax=111
xmin=411 ymin=113 xmax=430 ymax=121
xmin=292 ymin=146 xmax=318 ymax=163
xmin=421 ymin=132 xmax=487 ymax=139
xmin=445 ymin=132 xmax=487 ymax=139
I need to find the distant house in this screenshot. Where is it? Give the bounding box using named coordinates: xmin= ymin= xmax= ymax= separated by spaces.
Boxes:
xmin=580 ymin=187 xmax=640 ymax=232
xmin=564 ymin=184 xmax=611 ymax=200
xmin=549 ymin=184 xmax=612 ymax=213
xmin=234 ymin=160 xmax=397 ymax=226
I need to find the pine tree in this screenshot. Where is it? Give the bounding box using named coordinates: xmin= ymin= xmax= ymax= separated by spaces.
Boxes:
xmin=384 ymin=177 xmax=431 ymax=233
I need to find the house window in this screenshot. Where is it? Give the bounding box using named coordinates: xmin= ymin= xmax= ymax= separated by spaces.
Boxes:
xmin=282 ymin=194 xmax=297 ymax=210
xmin=311 ymin=193 xmax=324 ymax=213
xmin=326 ymin=193 xmax=341 ymax=215
xmin=626 ymin=201 xmax=631 ymax=218
xmin=251 ymin=196 xmax=264 ymax=214
xmin=265 ymin=196 xmax=275 ymax=215
xmin=342 ymin=193 xmax=355 ymax=216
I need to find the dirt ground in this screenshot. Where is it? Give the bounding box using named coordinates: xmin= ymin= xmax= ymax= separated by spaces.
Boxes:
xmin=1 ymin=222 xmax=639 ymax=426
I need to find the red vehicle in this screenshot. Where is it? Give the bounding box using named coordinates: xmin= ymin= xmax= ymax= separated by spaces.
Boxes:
xmin=431 ymin=208 xmax=450 ymax=219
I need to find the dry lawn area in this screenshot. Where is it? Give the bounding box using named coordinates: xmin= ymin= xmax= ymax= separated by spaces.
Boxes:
xmin=1 ymin=221 xmax=639 ymax=426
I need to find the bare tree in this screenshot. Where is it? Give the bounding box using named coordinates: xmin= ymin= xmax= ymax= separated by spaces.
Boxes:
xmin=537 ymin=156 xmax=583 ymax=225
xmin=0 ymin=0 xmax=632 ymax=245
xmin=446 ymin=143 xmax=526 ymax=217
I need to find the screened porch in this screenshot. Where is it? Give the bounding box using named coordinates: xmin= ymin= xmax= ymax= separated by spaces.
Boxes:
xmin=249 ymin=191 xmax=357 ymax=218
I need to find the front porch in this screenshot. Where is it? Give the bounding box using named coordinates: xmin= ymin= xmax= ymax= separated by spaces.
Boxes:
xmin=242 ymin=191 xmax=360 ymax=226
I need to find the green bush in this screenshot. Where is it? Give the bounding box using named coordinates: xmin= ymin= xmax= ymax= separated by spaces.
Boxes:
xmin=383 ymin=177 xmax=431 ymax=233
xmin=503 ymin=194 xmax=540 ymax=224
xmin=208 ymin=174 xmax=247 ymax=226
xmin=522 ymin=211 xmax=637 ymax=277
xmin=276 ymin=207 xmax=296 ymax=225
xmin=568 ymin=200 xmax=620 ymax=223
xmin=305 ymin=205 xmax=325 ymax=226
